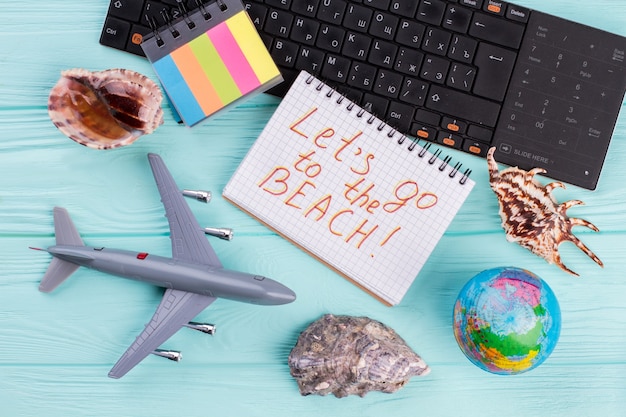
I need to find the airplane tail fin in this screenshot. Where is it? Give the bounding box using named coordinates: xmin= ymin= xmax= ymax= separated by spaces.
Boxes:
xmin=38 ymin=258 xmax=81 ymax=293
xmin=52 ymin=207 xmax=85 ymax=247
xmin=37 ymin=207 xmax=84 ymax=293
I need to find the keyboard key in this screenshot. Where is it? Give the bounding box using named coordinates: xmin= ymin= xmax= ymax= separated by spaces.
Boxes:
xmin=266 ymin=0 xmax=292 ymax=11
xmin=317 ymin=0 xmax=347 ymax=24
xmin=389 ymin=1 xmax=419 ymax=18
xmin=387 ymin=101 xmax=416 ymax=131
xmin=411 ymin=124 xmax=437 ymax=140
xmin=469 ymin=12 xmax=525 ymax=49
xmin=108 ymin=0 xmax=145 ymax=22
xmin=420 ymin=55 xmax=450 ymax=84
xmin=426 ymin=85 xmax=501 ymax=127
xmin=417 ymin=0 xmax=447 ymax=25
xmin=448 ymin=34 xmax=477 ymax=63
xmin=506 ymin=4 xmax=530 ymax=23
xmin=142 ymin=1 xmax=170 ymax=27
xmin=460 ymin=0 xmax=484 ymax=9
xmin=369 ymin=11 xmax=399 ymax=40
xmin=272 ymin=39 xmax=300 ymax=67
xmin=473 ymin=42 xmax=517 ymax=101
xmin=442 ymin=117 xmax=468 ymax=133
xmin=437 ymin=131 xmax=463 ymax=148
xmin=447 ymin=62 xmax=476 ymax=91
xmin=422 ymin=27 xmax=452 ymax=56
xmin=348 ymin=62 xmax=377 ymax=90
xmin=344 ymin=4 xmax=373 ymax=33
xmin=467 ymin=124 xmax=493 ymax=143
xmin=362 ymin=93 xmax=390 ymax=117
xmin=368 ymin=40 xmax=398 ymax=68
xmin=415 ymin=109 xmax=441 ymax=126
xmin=483 ymin=0 xmax=506 ymax=16
xmin=317 ymin=24 xmax=345 ymax=53
xmin=343 ymin=32 xmax=372 ymax=60
xmin=399 ymin=77 xmax=429 ymax=105
xmin=291 ymin=17 xmax=320 ymax=46
xmin=373 ymin=69 xmax=403 ymax=98
xmin=463 ymin=139 xmax=490 ymax=156
xmin=245 ymin=3 xmax=268 ymax=29
xmin=126 ymin=24 xmax=152 ymax=56
xmin=169 ymin=3 xmax=185 ymax=20
xmin=322 ymin=53 xmax=351 ymax=82
xmin=295 ymin=46 xmax=326 ymax=74
xmin=395 ymin=48 xmax=424 ymax=76
xmin=396 ymin=19 xmax=426 ymax=48
xmin=363 ymin=0 xmax=391 ymax=11
xmin=443 ymin=4 xmax=474 ymax=33
xmin=265 ymin=8 xmax=294 ymax=37
xmin=100 ymin=16 xmax=132 ymax=50
xmin=292 ymin=0 xmax=320 ymax=17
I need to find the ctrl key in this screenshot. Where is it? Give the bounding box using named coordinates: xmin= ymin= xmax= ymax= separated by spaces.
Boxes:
xmin=99 ymin=16 xmax=131 ymax=50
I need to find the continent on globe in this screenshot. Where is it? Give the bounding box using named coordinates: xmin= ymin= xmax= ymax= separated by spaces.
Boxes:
xmin=453 ymin=267 xmax=561 ymax=375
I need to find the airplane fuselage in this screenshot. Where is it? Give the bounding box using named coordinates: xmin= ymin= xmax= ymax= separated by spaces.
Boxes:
xmin=47 ymin=245 xmax=295 ymax=305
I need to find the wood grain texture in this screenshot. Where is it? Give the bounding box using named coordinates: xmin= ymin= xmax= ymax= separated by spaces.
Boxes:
xmin=1 ymin=1 xmax=625 ymax=416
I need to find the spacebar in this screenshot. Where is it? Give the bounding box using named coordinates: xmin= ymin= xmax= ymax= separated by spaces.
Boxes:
xmin=426 ymin=85 xmax=501 ymax=128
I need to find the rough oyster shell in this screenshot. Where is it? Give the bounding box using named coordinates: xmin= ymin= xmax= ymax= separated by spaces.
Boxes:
xmin=48 ymin=68 xmax=164 ymax=149
xmin=288 ymin=314 xmax=430 ymax=398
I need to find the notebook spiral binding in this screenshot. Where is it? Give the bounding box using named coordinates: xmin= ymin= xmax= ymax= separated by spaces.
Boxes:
xmin=147 ymin=0 xmax=229 ymax=47
xmin=306 ymin=75 xmax=472 ymax=185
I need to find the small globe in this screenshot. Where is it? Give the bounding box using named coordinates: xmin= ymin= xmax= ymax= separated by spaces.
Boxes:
xmin=453 ymin=267 xmax=561 ymax=375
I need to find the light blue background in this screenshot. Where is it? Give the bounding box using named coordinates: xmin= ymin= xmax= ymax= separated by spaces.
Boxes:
xmin=1 ymin=1 xmax=624 ymax=416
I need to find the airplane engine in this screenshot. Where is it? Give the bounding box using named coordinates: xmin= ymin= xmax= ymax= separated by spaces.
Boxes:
xmin=184 ymin=322 xmax=216 ymax=335
xmin=152 ymin=349 xmax=182 ymax=362
xmin=182 ymin=189 xmax=212 ymax=203
xmin=203 ymin=227 xmax=234 ymax=241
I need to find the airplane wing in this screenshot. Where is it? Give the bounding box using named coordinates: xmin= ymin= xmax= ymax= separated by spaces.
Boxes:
xmin=108 ymin=288 xmax=216 ymax=379
xmin=107 ymin=154 xmax=222 ymax=379
xmin=148 ymin=153 xmax=222 ymax=267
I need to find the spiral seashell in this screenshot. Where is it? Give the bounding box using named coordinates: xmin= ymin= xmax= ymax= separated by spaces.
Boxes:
xmin=487 ymin=147 xmax=603 ymax=275
xmin=48 ymin=68 xmax=164 ymax=149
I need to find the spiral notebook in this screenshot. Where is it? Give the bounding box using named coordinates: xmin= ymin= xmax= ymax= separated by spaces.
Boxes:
xmin=223 ymin=71 xmax=475 ymax=306
xmin=141 ymin=0 xmax=282 ymax=126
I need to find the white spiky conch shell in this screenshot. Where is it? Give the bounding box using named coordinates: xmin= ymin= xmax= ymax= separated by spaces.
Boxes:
xmin=48 ymin=68 xmax=164 ymax=149
xmin=487 ymin=147 xmax=603 ymax=276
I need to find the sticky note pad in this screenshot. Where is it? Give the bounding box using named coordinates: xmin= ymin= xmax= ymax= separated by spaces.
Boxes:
xmin=142 ymin=0 xmax=282 ymax=126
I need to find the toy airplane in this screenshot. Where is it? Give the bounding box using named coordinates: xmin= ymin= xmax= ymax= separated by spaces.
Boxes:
xmin=34 ymin=153 xmax=296 ymax=379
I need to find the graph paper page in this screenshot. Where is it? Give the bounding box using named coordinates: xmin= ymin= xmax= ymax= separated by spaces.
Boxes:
xmin=223 ymin=71 xmax=474 ymax=305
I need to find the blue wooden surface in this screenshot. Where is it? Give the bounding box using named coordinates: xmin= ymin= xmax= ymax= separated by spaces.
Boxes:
xmin=1 ymin=1 xmax=625 ymax=416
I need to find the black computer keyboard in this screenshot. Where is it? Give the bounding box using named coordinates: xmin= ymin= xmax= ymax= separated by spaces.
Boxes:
xmin=100 ymin=0 xmax=626 ymax=190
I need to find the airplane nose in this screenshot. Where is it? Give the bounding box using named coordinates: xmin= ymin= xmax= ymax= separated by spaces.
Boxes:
xmin=267 ymin=280 xmax=296 ymax=305
xmin=281 ymin=287 xmax=297 ymax=304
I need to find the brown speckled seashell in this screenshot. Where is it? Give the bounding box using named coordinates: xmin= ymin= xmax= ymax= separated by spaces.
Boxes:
xmin=288 ymin=314 xmax=430 ymax=398
xmin=487 ymin=147 xmax=603 ymax=276
xmin=48 ymin=68 xmax=164 ymax=149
